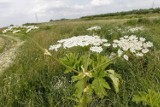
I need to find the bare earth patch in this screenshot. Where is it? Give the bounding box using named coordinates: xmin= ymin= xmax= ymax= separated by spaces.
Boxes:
xmin=0 ymin=35 xmax=24 ymax=73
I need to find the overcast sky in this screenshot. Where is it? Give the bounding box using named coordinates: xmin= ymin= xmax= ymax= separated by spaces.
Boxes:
xmin=0 ymin=0 xmax=160 ymax=27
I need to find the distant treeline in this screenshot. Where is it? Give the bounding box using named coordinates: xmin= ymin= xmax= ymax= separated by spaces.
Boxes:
xmin=81 ymin=8 xmax=160 ymax=19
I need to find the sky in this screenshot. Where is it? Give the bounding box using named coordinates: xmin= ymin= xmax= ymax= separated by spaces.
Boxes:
xmin=0 ymin=0 xmax=160 ymax=27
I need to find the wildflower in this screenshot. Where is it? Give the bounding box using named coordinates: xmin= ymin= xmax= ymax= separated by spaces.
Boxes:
xmin=44 ymin=49 xmax=52 ymax=56
xmin=103 ymin=43 xmax=111 ymax=47
xmin=123 ymin=55 xmax=129 ymax=61
xmin=49 ymin=44 xmax=61 ymax=51
xmin=140 ymin=37 xmax=146 ymax=42
xmin=118 ymin=49 xmax=123 ymax=57
xmin=90 ymin=46 xmax=103 ymax=53
xmin=128 ymin=26 xmax=144 ymax=33
xmin=113 ymin=35 xmax=153 ymax=60
xmin=109 ymin=52 xmax=116 ymax=59
xmin=13 ymin=30 xmax=21 ymax=34
xmin=87 ymin=26 xmax=101 ymax=31
xmin=49 ymin=35 xmax=110 ymax=53
xmin=136 ymin=53 xmax=144 ymax=57
xmin=2 ymin=25 xmax=39 ymax=34
xmin=142 ymin=49 xmax=149 ymax=54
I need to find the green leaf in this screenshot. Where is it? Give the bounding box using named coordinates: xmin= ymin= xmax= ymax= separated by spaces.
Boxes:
xmin=107 ymin=70 xmax=121 ymax=93
xmin=92 ymin=70 xmax=108 ymax=78
xmin=92 ymin=78 xmax=110 ymax=98
xmin=72 ymin=73 xmax=84 ymax=82
xmin=92 ymin=55 xmax=111 ymax=72
xmin=60 ymin=53 xmax=81 ymax=73
xmin=74 ymin=80 xmax=84 ymax=99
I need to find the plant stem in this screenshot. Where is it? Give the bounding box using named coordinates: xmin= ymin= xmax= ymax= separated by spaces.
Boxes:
xmin=28 ymin=37 xmax=79 ymax=74
xmin=82 ymin=79 xmax=87 ymax=107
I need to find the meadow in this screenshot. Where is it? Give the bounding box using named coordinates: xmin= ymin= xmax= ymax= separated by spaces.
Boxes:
xmin=0 ymin=12 xmax=160 ymax=107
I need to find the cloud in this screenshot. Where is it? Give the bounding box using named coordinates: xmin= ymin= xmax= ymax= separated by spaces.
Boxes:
xmin=91 ymin=0 xmax=113 ymax=6
xmin=0 ymin=0 xmax=160 ymax=27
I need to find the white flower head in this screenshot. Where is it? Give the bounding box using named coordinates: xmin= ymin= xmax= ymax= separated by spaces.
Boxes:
xmin=90 ymin=46 xmax=103 ymax=53
xmin=123 ymin=55 xmax=129 ymax=61
xmin=140 ymin=37 xmax=146 ymax=42
xmin=87 ymin=26 xmax=101 ymax=31
xmin=103 ymin=43 xmax=111 ymax=47
xmin=142 ymin=49 xmax=149 ymax=54
xmin=136 ymin=52 xmax=144 ymax=57
xmin=49 ymin=35 xmax=109 ymax=53
xmin=113 ymin=35 xmax=153 ymax=60
xmin=118 ymin=49 xmax=123 ymax=57
xmin=49 ymin=44 xmax=61 ymax=51
xmin=2 ymin=25 xmax=39 ymax=34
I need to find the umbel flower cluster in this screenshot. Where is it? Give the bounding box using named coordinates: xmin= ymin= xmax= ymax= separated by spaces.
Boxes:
xmin=112 ymin=35 xmax=153 ymax=60
xmin=49 ymin=35 xmax=111 ymax=53
xmin=49 ymin=25 xmax=153 ymax=61
xmin=2 ymin=25 xmax=39 ymax=34
xmin=128 ymin=26 xmax=144 ymax=33
xmin=86 ymin=26 xmax=101 ymax=31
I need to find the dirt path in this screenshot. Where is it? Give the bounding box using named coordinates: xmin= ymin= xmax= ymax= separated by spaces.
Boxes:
xmin=0 ymin=34 xmax=24 ymax=73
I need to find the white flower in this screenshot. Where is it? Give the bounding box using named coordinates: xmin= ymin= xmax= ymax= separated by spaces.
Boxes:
xmin=109 ymin=52 xmax=116 ymax=59
xmin=128 ymin=26 xmax=144 ymax=32
xmin=118 ymin=49 xmax=123 ymax=57
xmin=124 ymin=36 xmax=128 ymax=38
xmin=49 ymin=44 xmax=61 ymax=51
xmin=2 ymin=25 xmax=39 ymax=34
xmin=113 ymin=35 xmax=153 ymax=60
xmin=140 ymin=37 xmax=146 ymax=42
xmin=90 ymin=46 xmax=103 ymax=53
xmin=113 ymin=43 xmax=118 ymax=48
xmin=123 ymin=55 xmax=129 ymax=61
xmin=103 ymin=43 xmax=111 ymax=47
xmin=146 ymin=41 xmax=153 ymax=47
xmin=130 ymin=48 xmax=136 ymax=53
xmin=102 ymin=39 xmax=108 ymax=42
xmin=13 ymin=30 xmax=21 ymax=34
xmin=113 ymin=40 xmax=119 ymax=43
xmin=142 ymin=49 xmax=149 ymax=53
xmin=50 ymin=35 xmax=110 ymax=53
xmin=136 ymin=53 xmax=144 ymax=57
xmin=87 ymin=26 xmax=101 ymax=31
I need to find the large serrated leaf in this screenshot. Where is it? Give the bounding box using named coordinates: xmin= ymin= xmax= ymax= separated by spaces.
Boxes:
xmin=107 ymin=70 xmax=121 ymax=93
xmin=75 ymin=80 xmax=84 ymax=99
xmin=92 ymin=78 xmax=110 ymax=98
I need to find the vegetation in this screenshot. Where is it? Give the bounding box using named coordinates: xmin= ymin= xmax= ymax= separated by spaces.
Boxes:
xmin=0 ymin=9 xmax=160 ymax=107
xmin=81 ymin=8 xmax=160 ymax=20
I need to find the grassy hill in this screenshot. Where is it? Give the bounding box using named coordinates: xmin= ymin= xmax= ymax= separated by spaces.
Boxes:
xmin=80 ymin=8 xmax=160 ymax=20
xmin=0 ymin=8 xmax=160 ymax=107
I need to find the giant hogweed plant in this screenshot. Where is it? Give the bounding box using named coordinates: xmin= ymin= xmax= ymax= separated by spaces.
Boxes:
xmin=45 ymin=26 xmax=153 ymax=107
xmin=46 ymin=34 xmax=120 ymax=106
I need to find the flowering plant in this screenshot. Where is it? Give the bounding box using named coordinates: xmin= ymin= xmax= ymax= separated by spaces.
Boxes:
xmin=2 ymin=25 xmax=39 ymax=34
xmin=48 ymin=35 xmax=120 ymax=107
xmin=47 ymin=26 xmax=153 ymax=107
xmin=112 ymin=35 xmax=153 ymax=60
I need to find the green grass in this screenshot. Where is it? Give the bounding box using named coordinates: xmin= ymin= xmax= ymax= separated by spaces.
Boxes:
xmin=0 ymin=14 xmax=160 ymax=107
xmin=0 ymin=37 xmax=5 ymax=53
